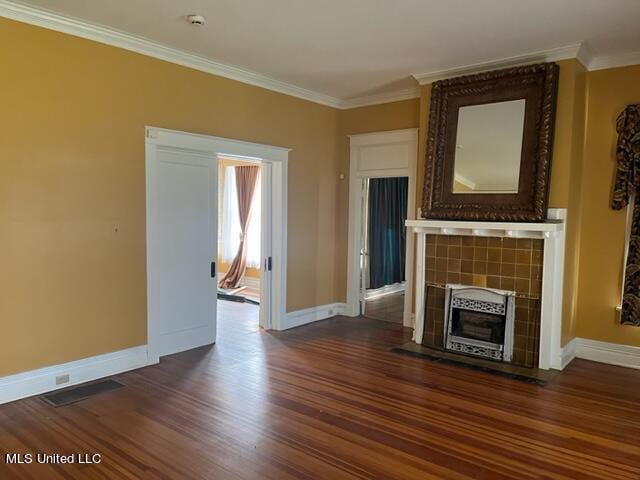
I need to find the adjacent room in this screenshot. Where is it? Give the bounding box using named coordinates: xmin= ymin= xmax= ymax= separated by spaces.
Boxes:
xmin=361 ymin=176 xmax=408 ymax=324
xmin=1 ymin=1 xmax=640 ymax=478
xmin=217 ymin=157 xmax=262 ymax=333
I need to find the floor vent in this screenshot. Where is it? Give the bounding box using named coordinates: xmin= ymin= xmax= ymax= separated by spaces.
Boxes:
xmin=41 ymin=379 xmax=124 ymax=407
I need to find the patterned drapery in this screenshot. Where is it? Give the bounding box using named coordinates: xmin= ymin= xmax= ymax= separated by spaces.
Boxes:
xmin=612 ymin=105 xmax=640 ymax=326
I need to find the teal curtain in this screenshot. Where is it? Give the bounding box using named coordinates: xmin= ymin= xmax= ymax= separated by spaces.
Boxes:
xmin=368 ymin=177 xmax=408 ymax=289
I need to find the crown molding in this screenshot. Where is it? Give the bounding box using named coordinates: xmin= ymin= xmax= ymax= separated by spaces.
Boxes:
xmin=339 ymin=86 xmax=420 ymax=109
xmin=412 ymin=42 xmax=640 ymax=85
xmin=412 ymin=44 xmax=582 ymax=85
xmin=0 ymin=0 xmax=344 ymax=108
xmin=588 ymin=50 xmax=640 ymax=71
xmin=2 ymin=1 xmax=638 ymax=110
xmin=575 ymin=43 xmax=594 ymax=70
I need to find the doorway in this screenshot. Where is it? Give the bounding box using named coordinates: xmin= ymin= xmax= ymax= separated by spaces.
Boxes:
xmin=217 ymin=156 xmax=263 ymax=337
xmin=361 ymin=177 xmax=408 ymax=323
xmin=346 ymin=129 xmax=418 ymax=327
xmin=145 ymin=127 xmax=289 ymax=359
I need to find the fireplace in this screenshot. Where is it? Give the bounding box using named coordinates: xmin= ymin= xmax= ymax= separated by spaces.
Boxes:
xmin=444 ymin=285 xmax=515 ymax=362
xmin=406 ymin=210 xmax=566 ymax=370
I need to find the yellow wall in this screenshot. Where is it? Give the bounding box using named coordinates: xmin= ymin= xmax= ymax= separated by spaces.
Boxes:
xmin=334 ymin=99 xmax=421 ymax=300
xmin=0 ymin=18 xmax=342 ymax=376
xmin=2 ymin=14 xmax=640 ymax=377
xmin=573 ymin=64 xmax=640 ymax=346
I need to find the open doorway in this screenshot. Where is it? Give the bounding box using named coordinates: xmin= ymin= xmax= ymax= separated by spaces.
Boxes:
xmin=346 ymin=129 xmax=418 ymax=328
xmin=361 ymin=177 xmax=408 ymax=324
xmin=217 ymin=157 xmax=262 ymax=334
xmin=145 ymin=127 xmax=289 ymax=359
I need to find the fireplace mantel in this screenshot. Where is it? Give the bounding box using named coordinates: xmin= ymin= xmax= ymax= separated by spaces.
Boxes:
xmin=406 ymin=211 xmax=564 ymax=240
xmin=407 ymin=209 xmax=567 ymax=370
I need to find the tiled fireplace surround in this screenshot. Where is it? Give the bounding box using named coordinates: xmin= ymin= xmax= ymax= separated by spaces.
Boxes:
xmin=423 ymin=235 xmax=543 ymax=367
xmin=407 ymin=209 xmax=567 ymax=370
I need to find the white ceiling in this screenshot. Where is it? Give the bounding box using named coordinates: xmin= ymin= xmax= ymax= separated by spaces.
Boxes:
xmin=5 ymin=0 xmax=640 ymax=106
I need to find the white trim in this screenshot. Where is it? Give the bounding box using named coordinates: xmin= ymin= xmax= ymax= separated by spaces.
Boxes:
xmin=412 ymin=43 xmax=640 ymax=85
xmin=559 ymin=338 xmax=577 ymax=370
xmin=218 ymin=272 xmax=261 ymax=290
xmin=413 ymin=44 xmax=582 ymax=85
xmin=346 ymin=129 xmax=419 ymax=328
xmin=568 ymin=338 xmax=640 ymax=370
xmin=340 ymin=87 xmax=420 ymax=109
xmin=241 ymin=276 xmax=260 ymax=289
xmin=0 ymin=345 xmax=157 ymax=405
xmin=405 ymin=217 xmax=564 ymax=239
xmin=365 ymin=282 xmax=405 ymax=300
xmin=408 ymin=208 xmax=567 ymax=370
xmin=0 ymin=0 xmax=340 ymax=108
xmin=588 ymin=50 xmax=640 ymax=71
xmin=281 ymin=303 xmax=347 ymax=330
xmin=0 ymin=0 xmax=418 ymax=110
xmin=146 ymin=126 xmax=288 ymax=343
xmin=1 ymin=2 xmax=638 ymax=109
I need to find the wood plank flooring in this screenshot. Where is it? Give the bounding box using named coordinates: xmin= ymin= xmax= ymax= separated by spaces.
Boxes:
xmin=1 ymin=313 xmax=640 ymax=479
xmin=364 ymin=292 xmax=405 ymax=324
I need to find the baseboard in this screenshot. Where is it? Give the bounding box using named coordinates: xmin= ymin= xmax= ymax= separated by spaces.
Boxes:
xmin=403 ymin=312 xmax=415 ymax=328
xmin=571 ymin=337 xmax=640 ymax=370
xmin=218 ymin=272 xmax=260 ymax=289
xmin=281 ymin=302 xmax=348 ymax=330
xmin=241 ymin=276 xmax=260 ymax=289
xmin=0 ymin=345 xmax=159 ymax=405
xmin=365 ymin=282 xmax=405 ymax=300
xmin=557 ymin=338 xmax=577 ymax=370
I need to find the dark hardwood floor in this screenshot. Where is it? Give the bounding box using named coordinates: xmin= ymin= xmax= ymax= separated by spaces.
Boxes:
xmin=1 ymin=312 xmax=640 ymax=479
xmin=364 ymin=292 xmax=405 ymax=324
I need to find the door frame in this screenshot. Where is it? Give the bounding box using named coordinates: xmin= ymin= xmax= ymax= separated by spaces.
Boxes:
xmin=346 ymin=129 xmax=418 ymax=327
xmin=216 ymin=155 xmax=274 ymax=330
xmin=145 ymin=127 xmax=290 ymax=357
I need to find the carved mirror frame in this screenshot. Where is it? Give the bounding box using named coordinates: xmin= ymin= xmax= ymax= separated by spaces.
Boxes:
xmin=422 ymin=63 xmax=559 ymax=222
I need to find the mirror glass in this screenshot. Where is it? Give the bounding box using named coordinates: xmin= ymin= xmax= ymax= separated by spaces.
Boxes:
xmin=453 ymin=99 xmax=526 ymax=194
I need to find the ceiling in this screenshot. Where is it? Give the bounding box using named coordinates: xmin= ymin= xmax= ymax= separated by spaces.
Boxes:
xmin=4 ymin=0 xmax=640 ymax=106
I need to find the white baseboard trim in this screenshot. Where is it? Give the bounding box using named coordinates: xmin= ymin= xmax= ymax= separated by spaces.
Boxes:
xmin=557 ymin=338 xmax=577 ymax=370
xmin=365 ymin=282 xmax=405 ymax=300
xmin=281 ymin=302 xmax=348 ymax=330
xmin=568 ymin=337 xmax=640 ymax=370
xmin=241 ymin=276 xmax=260 ymax=289
xmin=0 ymin=345 xmax=159 ymax=405
xmin=403 ymin=312 xmax=415 ymax=328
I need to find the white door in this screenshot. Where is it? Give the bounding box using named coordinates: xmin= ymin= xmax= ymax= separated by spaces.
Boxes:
xmin=146 ymin=144 xmax=218 ymax=357
xmin=259 ymin=163 xmax=273 ymax=329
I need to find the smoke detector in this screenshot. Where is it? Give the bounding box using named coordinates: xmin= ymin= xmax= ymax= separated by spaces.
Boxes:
xmin=186 ymin=15 xmax=206 ymax=26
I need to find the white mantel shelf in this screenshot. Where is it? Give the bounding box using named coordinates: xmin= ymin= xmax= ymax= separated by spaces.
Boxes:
xmin=406 ymin=217 xmax=564 ymax=240
xmin=408 ymin=208 xmax=567 ymax=370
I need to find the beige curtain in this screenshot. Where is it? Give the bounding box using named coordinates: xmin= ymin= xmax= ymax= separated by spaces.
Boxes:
xmin=219 ymin=166 xmax=260 ymax=289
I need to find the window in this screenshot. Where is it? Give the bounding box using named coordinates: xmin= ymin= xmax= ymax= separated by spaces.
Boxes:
xmin=220 ymin=166 xmax=261 ymax=268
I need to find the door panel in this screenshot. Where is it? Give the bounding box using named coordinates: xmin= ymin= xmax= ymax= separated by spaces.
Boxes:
xmin=259 ymin=163 xmax=272 ymax=329
xmin=148 ymin=146 xmax=217 ymax=357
